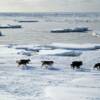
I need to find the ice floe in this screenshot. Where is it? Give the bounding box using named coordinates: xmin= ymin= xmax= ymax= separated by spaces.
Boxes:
xmin=51 ymin=27 xmax=89 ymax=33
xmin=17 ymin=20 xmax=39 ymax=23
xmin=38 ymin=49 xmax=81 ymax=56
xmin=0 ymin=24 xmax=22 ymax=29
xmin=46 ymin=43 xmax=100 ymax=50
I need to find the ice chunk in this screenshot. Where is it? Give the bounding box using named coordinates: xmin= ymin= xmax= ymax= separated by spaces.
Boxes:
xmin=39 ymin=49 xmax=81 ymax=56
xmin=51 ymin=27 xmax=89 ymax=33
xmin=0 ymin=92 xmax=17 ymax=100
xmin=48 ymin=43 xmax=98 ymax=50
xmin=92 ymin=31 xmax=100 ymax=37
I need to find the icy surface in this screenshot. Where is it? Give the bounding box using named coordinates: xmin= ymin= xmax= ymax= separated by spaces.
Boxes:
xmin=0 ymin=13 xmax=100 ymax=44
xmin=92 ymin=31 xmax=100 ymax=37
xmin=38 ymin=49 xmax=81 ymax=56
xmin=48 ymin=43 xmax=100 ymax=50
xmin=0 ymin=44 xmax=100 ymax=100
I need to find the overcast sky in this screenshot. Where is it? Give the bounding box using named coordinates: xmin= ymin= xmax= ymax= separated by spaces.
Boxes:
xmin=0 ymin=0 xmax=100 ymax=12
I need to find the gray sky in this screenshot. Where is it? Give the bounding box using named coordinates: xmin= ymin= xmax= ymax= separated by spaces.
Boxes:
xmin=0 ymin=0 xmax=100 ymax=12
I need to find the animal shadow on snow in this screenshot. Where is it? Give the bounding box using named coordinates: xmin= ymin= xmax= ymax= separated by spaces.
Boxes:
xmin=21 ymin=65 xmax=36 ymax=70
xmin=47 ymin=67 xmax=60 ymax=71
xmin=74 ymin=67 xmax=91 ymax=72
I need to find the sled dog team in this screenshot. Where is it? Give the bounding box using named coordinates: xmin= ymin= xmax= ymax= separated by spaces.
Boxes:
xmin=16 ymin=59 xmax=100 ymax=70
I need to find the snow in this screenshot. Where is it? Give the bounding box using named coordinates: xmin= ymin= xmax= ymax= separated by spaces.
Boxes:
xmin=38 ymin=49 xmax=81 ymax=56
xmin=92 ymin=31 xmax=100 ymax=37
xmin=0 ymin=92 xmax=17 ymax=100
xmin=45 ymin=75 xmax=100 ymax=100
xmin=47 ymin=43 xmax=100 ymax=50
xmin=0 ymin=43 xmax=100 ymax=100
xmin=0 ymin=46 xmax=18 ymax=54
xmin=45 ymin=86 xmax=100 ymax=100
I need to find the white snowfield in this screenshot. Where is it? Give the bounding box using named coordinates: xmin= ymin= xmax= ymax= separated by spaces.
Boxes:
xmin=0 ymin=43 xmax=100 ymax=100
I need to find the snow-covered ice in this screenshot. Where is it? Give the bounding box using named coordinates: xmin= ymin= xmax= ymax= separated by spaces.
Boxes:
xmin=0 ymin=44 xmax=100 ymax=100
xmin=47 ymin=43 xmax=100 ymax=50
xmin=92 ymin=31 xmax=100 ymax=37
xmin=38 ymin=49 xmax=81 ymax=56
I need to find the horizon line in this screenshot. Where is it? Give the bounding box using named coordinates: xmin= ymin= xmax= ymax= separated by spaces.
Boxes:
xmin=0 ymin=11 xmax=100 ymax=13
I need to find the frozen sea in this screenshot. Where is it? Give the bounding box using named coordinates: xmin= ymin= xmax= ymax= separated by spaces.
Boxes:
xmin=0 ymin=12 xmax=100 ymax=100
xmin=0 ymin=12 xmax=100 ymax=44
